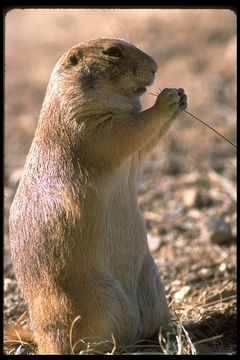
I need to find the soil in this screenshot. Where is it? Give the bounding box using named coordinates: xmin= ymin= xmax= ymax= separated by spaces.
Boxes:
xmin=4 ymin=8 xmax=236 ymax=355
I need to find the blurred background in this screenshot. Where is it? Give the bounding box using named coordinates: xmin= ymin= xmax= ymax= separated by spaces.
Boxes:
xmin=4 ymin=9 xmax=236 ymax=353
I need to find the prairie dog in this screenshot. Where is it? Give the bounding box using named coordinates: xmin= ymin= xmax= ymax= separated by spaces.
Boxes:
xmin=9 ymin=38 xmax=187 ymax=354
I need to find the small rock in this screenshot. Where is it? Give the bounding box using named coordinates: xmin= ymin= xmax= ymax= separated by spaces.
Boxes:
xmin=194 ymin=190 xmax=213 ymax=208
xmin=204 ymin=215 xmax=232 ymax=245
xmin=197 ymin=267 xmax=214 ymax=281
xmin=190 ymin=263 xmax=202 ymax=272
xmin=4 ymin=186 xmax=14 ymax=201
xmin=183 ymin=188 xmax=197 ymax=207
xmin=157 ymin=227 xmax=168 ymax=236
xmin=219 ymin=262 xmax=227 ymax=273
xmin=162 ymin=157 xmax=181 ymax=175
xmin=15 ymin=344 xmax=29 ymax=355
xmin=188 ymin=209 xmax=201 ymax=219
xmin=154 ymin=258 xmax=171 ymax=270
xmin=167 ymin=205 xmax=185 ymax=221
xmin=183 ymin=188 xmax=212 ymax=208
xmin=174 ymin=285 xmax=191 ymax=302
xmin=171 ymin=279 xmax=182 ymax=286
xmin=188 ymin=273 xmax=202 ymax=284
xmin=8 ymin=168 xmax=23 ymax=188
xmin=4 ymin=187 xmax=14 ymax=221
xmin=147 ymin=233 xmax=162 ymax=252
xmin=227 ymin=263 xmax=236 ymax=273
xmin=4 ymin=278 xmax=16 ymax=293
xmin=4 ymin=306 xmax=16 ymax=318
xmin=177 ymin=220 xmax=195 ymax=231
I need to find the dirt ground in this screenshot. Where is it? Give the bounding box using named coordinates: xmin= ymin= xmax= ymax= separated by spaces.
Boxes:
xmin=4 ymin=8 xmax=236 ymax=355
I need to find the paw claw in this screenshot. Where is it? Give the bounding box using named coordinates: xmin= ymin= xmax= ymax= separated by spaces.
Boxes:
xmin=177 ymin=88 xmax=185 ymax=96
xmin=155 ymin=87 xmax=187 ymax=119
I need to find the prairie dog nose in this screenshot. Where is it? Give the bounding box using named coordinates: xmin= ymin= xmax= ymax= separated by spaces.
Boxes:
xmin=151 ymin=59 xmax=158 ymax=74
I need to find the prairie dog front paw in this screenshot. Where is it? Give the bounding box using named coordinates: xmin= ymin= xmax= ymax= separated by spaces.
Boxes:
xmin=155 ymin=88 xmax=187 ymax=119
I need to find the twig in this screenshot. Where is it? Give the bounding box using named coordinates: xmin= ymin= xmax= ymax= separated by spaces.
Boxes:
xmin=200 ymin=294 xmax=236 ymax=308
xmin=180 ymin=324 xmax=197 ymax=355
xmin=184 ymin=110 xmax=237 ymax=149
xmin=149 ymin=92 xmax=237 ymax=149
xmin=69 ymin=315 xmax=81 ymax=354
xmin=193 ymin=334 xmax=223 ymax=345
xmin=110 ymin=333 xmax=117 ymax=354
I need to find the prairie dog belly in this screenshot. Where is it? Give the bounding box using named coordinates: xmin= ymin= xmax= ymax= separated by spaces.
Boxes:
xmin=98 ymin=156 xmax=148 ymax=284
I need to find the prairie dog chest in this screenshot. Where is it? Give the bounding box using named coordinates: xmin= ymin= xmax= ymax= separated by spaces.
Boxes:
xmin=107 ymin=154 xmax=140 ymax=202
xmin=101 ymin=154 xmax=144 ymax=237
xmin=100 ymin=154 xmax=147 ymax=274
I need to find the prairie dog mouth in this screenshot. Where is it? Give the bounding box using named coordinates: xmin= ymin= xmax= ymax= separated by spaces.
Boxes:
xmin=133 ymin=73 xmax=155 ymax=96
xmin=133 ymin=86 xmax=147 ymax=96
xmin=138 ymin=86 xmax=147 ymax=92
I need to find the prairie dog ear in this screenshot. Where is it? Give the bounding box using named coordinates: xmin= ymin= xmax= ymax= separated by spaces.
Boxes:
xmin=102 ymin=46 xmax=123 ymax=58
xmin=67 ymin=48 xmax=83 ymax=66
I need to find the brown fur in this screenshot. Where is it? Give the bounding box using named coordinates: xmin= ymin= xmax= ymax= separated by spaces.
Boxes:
xmin=9 ymin=38 xmax=187 ymax=354
xmin=4 ymin=325 xmax=35 ymax=349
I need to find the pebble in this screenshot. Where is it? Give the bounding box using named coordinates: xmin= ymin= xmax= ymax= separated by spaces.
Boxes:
xmin=4 ymin=306 xmax=16 ymax=318
xmin=4 ymin=278 xmax=16 ymax=293
xmin=182 ymin=188 xmax=197 ymax=207
xmin=197 ymin=267 xmax=214 ymax=281
xmin=171 ymin=279 xmax=182 ymax=286
xmin=8 ymin=168 xmax=23 ymax=188
xmin=174 ymin=285 xmax=191 ymax=302
xmin=219 ymin=262 xmax=227 ymax=273
xmin=147 ymin=233 xmax=162 ymax=252
xmin=167 ymin=205 xmax=185 ymax=221
xmin=188 ymin=272 xmax=203 ymax=284
xmin=183 ymin=188 xmax=212 ymax=208
xmin=15 ymin=345 xmax=29 ymax=355
xmin=188 ymin=209 xmax=201 ymax=219
xmin=162 ymin=157 xmax=182 ymax=175
xmin=204 ymin=215 xmax=232 ymax=245
xmin=4 ymin=187 xmax=14 ymax=208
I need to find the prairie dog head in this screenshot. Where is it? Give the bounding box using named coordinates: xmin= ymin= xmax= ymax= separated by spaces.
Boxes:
xmin=48 ymin=38 xmax=158 ymax=115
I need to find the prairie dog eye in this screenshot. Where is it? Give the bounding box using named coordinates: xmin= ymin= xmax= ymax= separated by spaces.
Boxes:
xmin=68 ymin=53 xmax=79 ymax=66
xmin=102 ymin=46 xmax=122 ymax=58
xmin=67 ymin=49 xmax=83 ymax=66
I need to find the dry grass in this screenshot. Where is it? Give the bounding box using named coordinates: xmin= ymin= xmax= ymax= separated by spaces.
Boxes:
xmin=4 ymin=288 xmax=236 ymax=355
